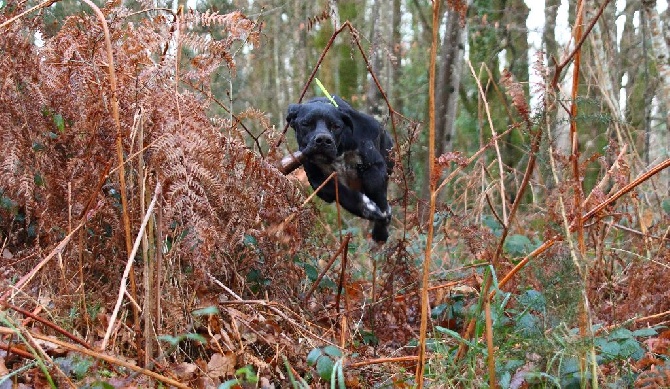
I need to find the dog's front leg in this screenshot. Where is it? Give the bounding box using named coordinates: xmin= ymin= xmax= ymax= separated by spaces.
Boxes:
xmin=304 ymin=163 xmax=387 ymax=221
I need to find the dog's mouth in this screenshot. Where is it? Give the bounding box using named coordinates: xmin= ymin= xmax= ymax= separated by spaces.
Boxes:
xmin=302 ymin=133 xmax=339 ymax=161
xmin=308 ymin=147 xmax=338 ymax=163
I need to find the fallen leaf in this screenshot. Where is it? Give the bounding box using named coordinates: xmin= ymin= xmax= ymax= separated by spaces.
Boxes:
xmin=207 ymin=352 xmax=236 ymax=379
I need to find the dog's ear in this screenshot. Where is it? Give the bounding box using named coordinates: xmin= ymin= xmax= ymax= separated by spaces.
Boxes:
xmin=286 ymin=104 xmax=301 ymax=125
xmin=339 ymin=110 xmax=354 ymax=134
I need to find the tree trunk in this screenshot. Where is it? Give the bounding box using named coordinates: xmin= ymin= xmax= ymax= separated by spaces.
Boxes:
xmin=365 ymin=0 xmax=384 ymax=116
xmin=642 ymin=0 xmax=670 ymax=192
xmin=435 ymin=7 xmax=468 ymax=156
xmin=390 ymin=0 xmax=403 ymax=114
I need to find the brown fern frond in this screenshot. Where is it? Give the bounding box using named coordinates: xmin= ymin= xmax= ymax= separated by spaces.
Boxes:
xmin=184 ymin=9 xmax=259 ymax=44
xmin=302 ymin=9 xmax=330 ymax=32
xmin=636 ymin=365 xmax=670 ymax=388
xmin=501 ymin=68 xmax=531 ymax=125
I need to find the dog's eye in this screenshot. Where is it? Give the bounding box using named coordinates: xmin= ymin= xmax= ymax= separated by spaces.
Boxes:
xmin=299 ymin=119 xmax=311 ymax=127
xmin=331 ymin=124 xmax=341 ymax=132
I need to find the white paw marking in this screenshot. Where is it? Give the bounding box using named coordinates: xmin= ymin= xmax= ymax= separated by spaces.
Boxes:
xmin=362 ymin=195 xmax=378 ymax=212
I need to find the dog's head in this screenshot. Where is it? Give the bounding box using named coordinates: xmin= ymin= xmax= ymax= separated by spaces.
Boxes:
xmin=286 ymin=99 xmax=354 ymax=162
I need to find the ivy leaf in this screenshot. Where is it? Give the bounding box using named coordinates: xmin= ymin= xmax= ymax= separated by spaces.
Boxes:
xmin=315 ymin=354 xmax=335 ymax=381
xmin=322 ymin=345 xmax=342 ymax=358
xmin=306 ymin=348 xmax=322 ymax=366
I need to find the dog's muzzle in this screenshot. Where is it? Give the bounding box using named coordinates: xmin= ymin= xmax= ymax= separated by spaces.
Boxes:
xmin=304 ymin=125 xmax=338 ymax=160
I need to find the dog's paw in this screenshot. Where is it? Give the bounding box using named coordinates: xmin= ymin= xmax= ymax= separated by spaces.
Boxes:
xmin=361 ymin=194 xmax=387 ymax=220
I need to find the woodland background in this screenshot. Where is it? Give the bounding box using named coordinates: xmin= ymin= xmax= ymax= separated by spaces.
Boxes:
xmin=1 ymin=0 xmax=670 ymax=387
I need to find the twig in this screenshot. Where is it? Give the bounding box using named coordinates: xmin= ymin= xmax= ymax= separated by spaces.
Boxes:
xmin=435 ymin=126 xmax=515 ymax=196
xmin=303 ymin=234 xmax=352 ymax=303
xmin=415 ymin=2 xmax=440 ymax=387
xmin=0 ymin=0 xmax=59 ymax=29
xmin=491 ymin=156 xmax=670 ymax=298
xmin=207 ymin=273 xmax=336 ymax=347
xmin=550 ymin=0 xmax=613 ymax=87
xmin=485 ymin=298 xmax=496 ymax=388
xmin=80 ymin=0 xmax=140 ymax=356
xmin=0 ymin=208 xmax=100 ymax=302
xmin=101 ymin=183 xmax=162 ymax=350
xmin=2 ymin=303 xmax=92 ymax=350
xmin=0 ymin=341 xmax=33 ymax=359
xmin=348 ymin=355 xmax=419 ymax=368
xmin=28 ymin=331 xmax=188 ymax=388
xmin=467 ymin=60 xmax=508 ymax=226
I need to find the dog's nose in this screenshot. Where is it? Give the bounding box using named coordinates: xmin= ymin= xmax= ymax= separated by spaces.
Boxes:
xmin=314 ymin=133 xmax=334 ymax=146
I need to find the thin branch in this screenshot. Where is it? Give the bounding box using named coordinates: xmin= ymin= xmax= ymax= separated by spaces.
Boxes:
xmin=27 ymin=331 xmax=188 ymax=389
xmin=0 ymin=0 xmax=59 ymax=30
xmin=80 ymin=0 xmax=140 ymax=354
xmin=101 ymin=183 xmax=162 ymax=350
xmin=550 ymin=0 xmax=613 ymax=87
xmin=415 ymin=1 xmax=440 ymax=386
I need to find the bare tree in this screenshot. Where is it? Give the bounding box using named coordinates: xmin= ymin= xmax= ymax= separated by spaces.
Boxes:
xmin=435 ymin=6 xmax=468 ymax=156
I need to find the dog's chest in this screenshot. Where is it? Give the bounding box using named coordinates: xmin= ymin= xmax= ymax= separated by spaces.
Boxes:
xmin=315 ymin=150 xmax=363 ymax=191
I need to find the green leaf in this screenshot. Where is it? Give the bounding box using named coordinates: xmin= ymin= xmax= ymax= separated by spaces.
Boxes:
xmin=632 ymin=328 xmax=657 ymax=337
xmin=504 ymin=234 xmax=533 ymax=256
xmin=518 ymin=289 xmax=546 ymax=311
xmin=482 ymin=215 xmax=502 ymax=236
xmin=192 ymin=306 xmax=220 ymax=316
xmin=608 ymin=328 xmax=633 ymax=341
xmin=53 ymin=113 xmax=65 ymax=132
xmin=71 ymin=356 xmax=93 ymax=379
xmin=234 ymin=365 xmax=258 ymax=383
xmin=0 ymin=196 xmax=17 ymax=210
xmin=596 ymin=339 xmax=621 ymax=359
xmin=662 ymin=199 xmax=670 ymax=214
xmin=515 ymin=313 xmax=541 ymax=336
xmin=184 ymin=333 xmax=207 ymax=344
xmin=34 ymin=173 xmax=45 ymax=187
xmin=158 ymin=335 xmax=182 ymax=345
xmin=559 ymin=357 xmax=580 ymax=375
xmin=306 ymin=348 xmax=322 ymax=366
xmin=431 ymin=303 xmax=448 ymax=318
xmin=243 ymin=234 xmax=258 ymax=247
xmin=316 ymin=354 xmax=335 ymax=381
xmin=619 ymin=338 xmax=644 ymax=360
xmin=322 ymin=345 xmax=342 ymax=358
xmin=435 ymin=326 xmax=474 ymax=346
xmin=32 ymin=142 xmax=45 ymax=151
xmin=303 ymin=263 xmax=318 ymax=281
xmin=360 ymin=330 xmax=378 ymax=346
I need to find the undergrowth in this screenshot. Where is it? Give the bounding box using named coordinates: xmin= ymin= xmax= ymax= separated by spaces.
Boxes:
xmin=1 ymin=1 xmax=669 ymax=388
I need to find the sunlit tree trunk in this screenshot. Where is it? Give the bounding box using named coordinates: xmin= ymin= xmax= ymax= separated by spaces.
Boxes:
xmin=435 ymin=7 xmax=468 ymax=156
xmin=365 ymin=0 xmax=384 ymax=116
xmin=390 ymin=0 xmax=403 ymax=113
xmin=642 ymin=0 xmax=670 ymax=191
xmin=502 ymin=0 xmax=529 ymax=168
xmin=585 ymin=3 xmax=626 ymax=145
xmin=544 ymin=0 xmax=575 ymax=156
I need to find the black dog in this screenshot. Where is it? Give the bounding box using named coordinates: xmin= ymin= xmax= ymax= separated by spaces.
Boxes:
xmin=286 ymin=96 xmax=393 ymax=242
